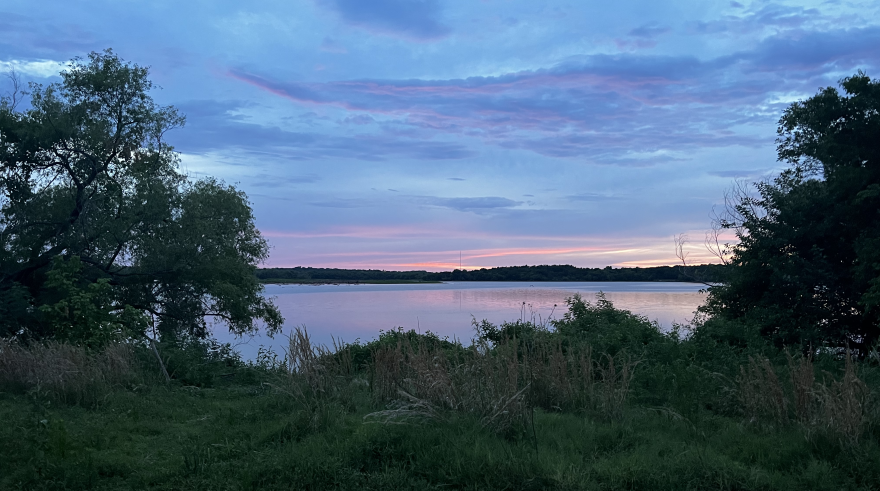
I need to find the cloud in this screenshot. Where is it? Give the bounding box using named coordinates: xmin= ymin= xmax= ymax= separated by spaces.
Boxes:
xmin=319 ymin=37 xmax=347 ymax=53
xmin=413 ymin=196 xmax=522 ymax=212
xmin=690 ymin=4 xmax=825 ymax=36
xmin=228 ymin=25 xmax=880 ymax=163
xmin=0 ymin=12 xmax=101 ymax=58
xmin=627 ymin=24 xmax=670 ymax=39
xmin=320 ymin=0 xmax=450 ymax=40
xmin=171 ymin=99 xmax=475 ymax=161
xmin=0 ymin=59 xmax=64 ymax=78
xmin=250 ymin=173 xmax=321 ymax=187
xmin=616 ymin=23 xmax=670 ymax=50
xmin=228 ymin=58 xmax=749 ymax=163
xmin=447 ymin=177 xmax=465 ymax=181
xmin=302 ymin=194 xmax=521 ymax=213
xmin=310 ymin=197 xmax=376 ymax=208
xmin=708 ymin=169 xmax=772 ymax=179
xmin=735 ymin=27 xmax=880 ymax=72
xmin=565 ymin=193 xmax=623 ymax=202
xmin=341 ymin=114 xmax=375 ymax=125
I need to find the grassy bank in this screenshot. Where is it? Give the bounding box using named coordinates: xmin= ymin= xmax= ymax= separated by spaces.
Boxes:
xmin=2 ymin=295 xmax=879 ymax=490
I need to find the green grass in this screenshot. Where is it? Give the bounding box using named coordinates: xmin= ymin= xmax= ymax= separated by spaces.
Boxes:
xmin=1 ymin=372 xmax=878 ymax=490
xmin=2 ymin=294 xmax=879 ymax=490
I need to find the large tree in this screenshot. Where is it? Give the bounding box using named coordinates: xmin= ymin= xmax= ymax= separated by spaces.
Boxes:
xmin=704 ymin=72 xmax=880 ymax=353
xmin=0 ymin=50 xmax=282 ymax=343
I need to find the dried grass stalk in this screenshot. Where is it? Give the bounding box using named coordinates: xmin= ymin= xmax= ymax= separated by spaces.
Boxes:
xmin=736 ymin=355 xmax=788 ymax=424
xmin=0 ymin=339 xmax=142 ymax=405
xmin=368 ymin=334 xmax=636 ymax=431
xmin=596 ymin=353 xmax=637 ymax=420
xmin=787 ymin=352 xmax=815 ymax=424
xmin=733 ymin=350 xmax=871 ymax=445
xmin=270 ymin=326 xmax=357 ymax=408
xmin=363 ymin=389 xmax=445 ymax=425
xmin=815 ymin=352 xmax=868 ymax=446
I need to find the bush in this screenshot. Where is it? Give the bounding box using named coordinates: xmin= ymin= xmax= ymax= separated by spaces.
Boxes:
xmin=157 ymin=336 xmax=246 ymax=387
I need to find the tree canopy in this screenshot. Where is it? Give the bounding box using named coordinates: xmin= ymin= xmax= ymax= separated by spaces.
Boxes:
xmin=0 ymin=50 xmax=282 ymax=343
xmin=704 ymin=72 xmax=880 ymax=353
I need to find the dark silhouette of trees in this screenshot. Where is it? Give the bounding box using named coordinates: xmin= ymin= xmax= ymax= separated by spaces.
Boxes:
xmin=0 ymin=51 xmax=281 ymax=343
xmin=703 ymin=72 xmax=880 ymax=354
xmin=256 ymin=264 xmax=727 ymax=283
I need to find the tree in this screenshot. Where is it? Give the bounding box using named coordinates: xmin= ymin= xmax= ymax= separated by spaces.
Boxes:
xmin=703 ymin=72 xmax=880 ymax=353
xmin=0 ymin=50 xmax=282 ymax=343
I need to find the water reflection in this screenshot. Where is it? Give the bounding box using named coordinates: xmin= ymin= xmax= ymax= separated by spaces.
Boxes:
xmin=213 ymin=282 xmax=707 ymax=360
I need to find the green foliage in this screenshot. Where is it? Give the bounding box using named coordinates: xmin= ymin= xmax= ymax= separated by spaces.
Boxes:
xmin=0 ymin=50 xmax=281 ymax=342
xmin=155 ymin=336 xmax=247 ymax=387
xmin=1 ymin=296 xmax=879 ymax=489
xmin=2 ymin=322 xmax=880 ymax=490
xmin=474 ymin=317 xmax=547 ymax=346
xmin=553 ymin=293 xmax=667 ymax=354
xmin=705 ymin=72 xmax=880 ymax=353
xmin=36 ymin=257 xmax=148 ymax=346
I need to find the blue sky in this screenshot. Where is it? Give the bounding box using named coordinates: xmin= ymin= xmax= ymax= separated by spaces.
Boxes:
xmin=3 ymin=0 xmax=879 ymax=270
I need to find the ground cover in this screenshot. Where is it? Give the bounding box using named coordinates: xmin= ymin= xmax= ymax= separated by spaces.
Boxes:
xmin=1 ymin=295 xmax=879 ymax=490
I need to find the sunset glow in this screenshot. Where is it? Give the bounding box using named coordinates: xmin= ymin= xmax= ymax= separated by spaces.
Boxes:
xmin=6 ymin=0 xmax=877 ymax=270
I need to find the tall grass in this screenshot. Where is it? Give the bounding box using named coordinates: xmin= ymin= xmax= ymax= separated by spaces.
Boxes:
xmin=361 ymin=327 xmax=639 ymax=432
xmin=2 ymin=293 xmax=877 ymax=452
xmin=2 ymin=294 xmax=880 ymax=489
xmin=366 ymin=336 xmax=532 ymax=432
xmin=0 ymin=339 xmax=147 ymax=405
xmin=266 ymin=294 xmax=879 ymax=445
xmin=735 ymin=351 xmax=874 ymax=445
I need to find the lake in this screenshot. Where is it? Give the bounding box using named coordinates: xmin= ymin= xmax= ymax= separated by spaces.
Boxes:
xmin=213 ymin=282 xmax=707 ymax=360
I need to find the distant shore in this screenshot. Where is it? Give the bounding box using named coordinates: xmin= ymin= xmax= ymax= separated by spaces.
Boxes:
xmin=256 ymin=263 xmax=726 ymax=284
xmin=259 ymin=278 xmax=442 ymax=285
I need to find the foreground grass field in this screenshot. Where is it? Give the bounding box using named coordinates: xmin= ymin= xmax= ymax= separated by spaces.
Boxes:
xmin=1 ymin=376 xmax=877 ymax=490
xmin=2 ymin=295 xmax=879 ymax=490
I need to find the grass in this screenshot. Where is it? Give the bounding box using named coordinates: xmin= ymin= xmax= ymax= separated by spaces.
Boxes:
xmin=2 ymin=383 xmax=877 ymax=490
xmin=1 ymin=294 xmax=879 ymax=490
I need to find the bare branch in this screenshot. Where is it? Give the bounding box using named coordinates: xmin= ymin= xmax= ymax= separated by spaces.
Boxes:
xmin=705 ymin=206 xmax=731 ymax=265
xmin=3 ymin=67 xmax=28 ymax=110
xmin=674 ymin=233 xmax=689 ymax=267
xmin=674 ymin=233 xmax=719 ymax=287
xmin=701 ymin=179 xmax=764 ymax=266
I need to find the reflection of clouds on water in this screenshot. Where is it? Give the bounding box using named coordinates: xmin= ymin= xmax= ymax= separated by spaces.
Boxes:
xmin=214 ymin=282 xmax=706 ymax=360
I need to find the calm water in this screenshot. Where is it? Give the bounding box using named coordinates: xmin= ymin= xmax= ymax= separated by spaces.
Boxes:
xmin=214 ymin=282 xmax=707 ymax=360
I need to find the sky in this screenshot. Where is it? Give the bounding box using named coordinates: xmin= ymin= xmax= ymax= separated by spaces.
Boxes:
xmin=2 ymin=0 xmax=879 ymax=271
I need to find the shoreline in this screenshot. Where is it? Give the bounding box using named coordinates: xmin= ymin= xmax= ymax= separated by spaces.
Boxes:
xmin=259 ymin=279 xmax=710 ymax=286
xmin=259 ymin=279 xmax=443 ymax=285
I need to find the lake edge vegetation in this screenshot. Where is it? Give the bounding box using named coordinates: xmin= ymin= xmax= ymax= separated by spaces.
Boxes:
xmin=2 ymin=53 xmax=880 ymax=490
xmin=1 ymin=293 xmax=879 ymax=490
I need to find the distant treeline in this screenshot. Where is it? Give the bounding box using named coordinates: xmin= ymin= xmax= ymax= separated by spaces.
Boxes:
xmin=256 ymin=264 xmax=727 ymax=283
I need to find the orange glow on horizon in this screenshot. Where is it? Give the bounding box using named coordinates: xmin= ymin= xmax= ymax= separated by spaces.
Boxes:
xmin=397 ymin=262 xmax=486 ymax=270
xmin=261 ymin=229 xmax=731 ymax=271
